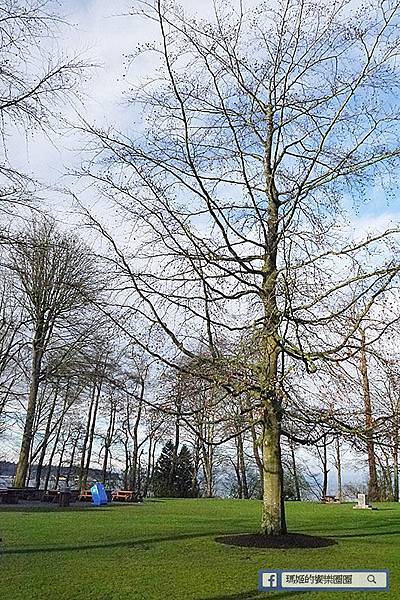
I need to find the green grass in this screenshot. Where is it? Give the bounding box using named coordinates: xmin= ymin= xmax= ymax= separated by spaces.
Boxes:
xmin=0 ymin=499 xmax=398 ymax=599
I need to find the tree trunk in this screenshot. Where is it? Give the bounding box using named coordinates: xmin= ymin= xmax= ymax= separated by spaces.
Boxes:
xmin=386 ymin=459 xmax=394 ymax=501
xmin=249 ymin=416 xmax=264 ymax=499
xmin=66 ymin=431 xmax=80 ymax=486
xmin=391 ymin=412 xmax=399 ymax=501
xmin=233 ymin=455 xmax=243 ymax=499
xmin=35 ymin=385 xmax=59 ymax=488
xmin=143 ymin=437 xmax=153 ymax=497
xmin=150 ymin=438 xmax=158 ymax=487
xmin=201 ymin=438 xmax=214 ymax=498
xmin=204 ymin=462 xmax=213 ymax=498
xmin=78 ymin=381 xmax=97 ymax=489
xmin=102 ymin=400 xmax=116 ymax=484
xmin=14 ymin=332 xmax=43 ymax=488
xmin=168 ymin=396 xmax=181 ymax=489
xmin=43 ymin=409 xmax=65 ymax=490
xmin=136 ymin=450 xmax=143 ymax=496
xmin=123 ymin=433 xmax=131 ymax=490
xmin=290 ymin=440 xmax=301 ymax=501
xmin=27 ymin=389 xmax=45 ymax=486
xmin=83 ymin=383 xmax=100 ymax=488
xmin=261 ymin=414 xmax=286 ymax=535
xmin=393 ymin=441 xmax=399 ymax=502
xmin=54 ymin=436 xmax=68 ymax=488
xmin=260 ymin=112 xmax=286 ymax=535
xmin=191 ymin=437 xmax=200 ymax=497
xmin=237 ymin=433 xmax=249 ymax=499
xmin=322 ymin=435 xmax=329 ymax=498
xmin=360 ymin=328 xmax=379 ymax=500
xmin=129 ymin=391 xmax=143 ymax=491
xmin=335 ymin=436 xmax=342 ymax=502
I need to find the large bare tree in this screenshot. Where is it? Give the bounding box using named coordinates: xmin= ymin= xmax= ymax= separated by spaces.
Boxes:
xmin=80 ymin=0 xmax=400 ymax=534
xmin=10 ymin=217 xmax=98 ymax=487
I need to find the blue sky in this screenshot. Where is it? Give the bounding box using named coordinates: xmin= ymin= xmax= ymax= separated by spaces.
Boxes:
xmin=4 ymin=0 xmax=400 ymax=229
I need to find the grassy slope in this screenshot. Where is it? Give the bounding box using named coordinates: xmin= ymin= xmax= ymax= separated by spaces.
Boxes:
xmin=0 ymin=499 xmax=398 ymax=600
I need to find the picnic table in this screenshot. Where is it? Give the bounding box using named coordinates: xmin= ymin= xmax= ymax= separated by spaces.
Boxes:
xmin=41 ymin=490 xmax=59 ymax=503
xmin=111 ymin=490 xmax=143 ymax=503
xmin=58 ymin=490 xmax=71 ymax=507
xmin=0 ymin=489 xmax=19 ymax=504
xmin=79 ymin=490 xmax=92 ymax=502
xmin=321 ymin=495 xmax=339 ymax=503
xmin=112 ymin=490 xmax=135 ymax=502
xmin=22 ymin=487 xmax=45 ymax=501
xmin=41 ymin=489 xmax=74 ymax=506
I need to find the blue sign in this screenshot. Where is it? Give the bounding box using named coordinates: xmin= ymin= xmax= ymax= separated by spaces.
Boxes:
xmin=90 ymin=483 xmax=108 ymax=506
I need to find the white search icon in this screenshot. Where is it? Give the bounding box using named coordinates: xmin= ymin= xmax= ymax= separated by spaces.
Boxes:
xmin=367 ymin=575 xmax=377 ymax=584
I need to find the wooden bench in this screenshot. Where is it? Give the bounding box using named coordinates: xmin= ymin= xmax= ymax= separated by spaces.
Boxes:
xmin=112 ymin=490 xmax=135 ymax=502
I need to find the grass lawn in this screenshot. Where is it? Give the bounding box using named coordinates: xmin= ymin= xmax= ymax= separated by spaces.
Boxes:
xmin=0 ymin=498 xmax=398 ymax=600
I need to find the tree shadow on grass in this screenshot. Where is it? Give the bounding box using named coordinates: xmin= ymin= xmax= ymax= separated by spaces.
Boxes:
xmin=327 ymin=530 xmax=400 ymax=539
xmin=0 ymin=531 xmax=238 ymax=555
xmin=299 ymin=518 xmax=400 ymax=538
xmin=2 ymin=528 xmax=341 ymax=557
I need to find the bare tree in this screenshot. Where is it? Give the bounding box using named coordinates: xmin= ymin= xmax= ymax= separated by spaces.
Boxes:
xmin=77 ymin=344 xmax=113 ymax=490
xmin=0 ymin=0 xmax=87 ymax=213
xmin=0 ymin=274 xmax=25 ymax=432
xmin=359 ymin=327 xmax=379 ymax=499
xmin=80 ymin=0 xmax=400 ymax=534
xmin=10 ymin=217 xmax=98 ymax=487
xmin=100 ymin=393 xmax=118 ymax=485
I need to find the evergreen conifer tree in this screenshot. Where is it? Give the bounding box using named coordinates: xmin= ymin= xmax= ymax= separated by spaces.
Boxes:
xmin=152 ymin=440 xmax=176 ymax=497
xmin=152 ymin=441 xmax=196 ymax=497
xmin=176 ymin=445 xmax=195 ymax=498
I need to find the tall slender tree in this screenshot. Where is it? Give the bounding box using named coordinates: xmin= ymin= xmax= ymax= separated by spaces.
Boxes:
xmin=11 ymin=218 xmax=98 ymax=487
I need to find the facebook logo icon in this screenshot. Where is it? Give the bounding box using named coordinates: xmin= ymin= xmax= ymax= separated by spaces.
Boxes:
xmin=261 ymin=572 xmax=279 ymax=588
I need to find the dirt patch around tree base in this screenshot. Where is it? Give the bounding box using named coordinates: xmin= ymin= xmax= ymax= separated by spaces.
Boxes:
xmin=215 ymin=533 xmax=336 ymax=549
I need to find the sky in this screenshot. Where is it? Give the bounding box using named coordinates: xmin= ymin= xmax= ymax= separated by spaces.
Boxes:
xmin=6 ymin=0 xmax=215 ymax=213
xmin=3 ymin=0 xmax=398 ymax=238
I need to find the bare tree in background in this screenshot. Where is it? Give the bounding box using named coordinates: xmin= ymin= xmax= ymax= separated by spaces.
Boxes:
xmin=0 ymin=0 xmax=87 ymax=214
xmin=31 ymin=327 xmax=100 ymax=488
xmin=359 ymin=327 xmax=379 ymax=499
xmin=81 ymin=0 xmax=400 ymax=534
xmin=380 ymin=358 xmax=400 ymax=501
xmin=10 ymin=217 xmax=98 ymax=487
xmin=0 ymin=274 xmax=25 ymax=433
